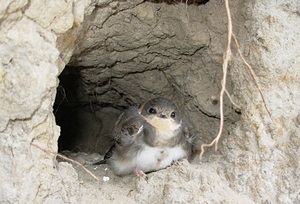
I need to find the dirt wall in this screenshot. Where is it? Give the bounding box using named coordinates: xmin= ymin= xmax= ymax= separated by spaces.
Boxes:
xmin=0 ymin=0 xmax=299 ymax=203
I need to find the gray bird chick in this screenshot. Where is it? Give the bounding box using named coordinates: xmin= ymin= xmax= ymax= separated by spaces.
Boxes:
xmin=94 ymin=97 xmax=193 ymax=179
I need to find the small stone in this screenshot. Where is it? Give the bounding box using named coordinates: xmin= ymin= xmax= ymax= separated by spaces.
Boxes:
xmin=103 ymin=176 xmax=110 ymax=182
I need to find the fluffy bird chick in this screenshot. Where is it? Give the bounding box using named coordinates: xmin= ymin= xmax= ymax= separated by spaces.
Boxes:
xmin=94 ymin=97 xmax=193 ymax=179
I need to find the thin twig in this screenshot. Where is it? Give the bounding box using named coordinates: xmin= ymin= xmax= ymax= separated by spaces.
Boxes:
xmin=231 ymin=33 xmax=279 ymax=126
xmin=31 ymin=143 xmax=100 ymax=181
xmin=200 ymin=0 xmax=232 ymax=159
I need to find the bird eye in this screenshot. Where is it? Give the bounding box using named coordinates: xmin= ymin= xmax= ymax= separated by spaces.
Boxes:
xmin=171 ymin=112 xmax=176 ymax=118
xmin=148 ymin=108 xmax=157 ymax=114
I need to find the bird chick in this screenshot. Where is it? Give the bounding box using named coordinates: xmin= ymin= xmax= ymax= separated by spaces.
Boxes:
xmin=94 ymin=97 xmax=193 ymax=179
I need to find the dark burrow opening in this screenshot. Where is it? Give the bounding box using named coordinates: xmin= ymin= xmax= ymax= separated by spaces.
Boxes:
xmin=54 ymin=66 xmax=122 ymax=154
xmin=54 ymin=0 xmax=240 ymax=156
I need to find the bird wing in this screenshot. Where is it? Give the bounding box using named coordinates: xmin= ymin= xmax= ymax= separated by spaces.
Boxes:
xmin=113 ymin=106 xmax=146 ymax=145
xmin=94 ymin=106 xmax=145 ymax=165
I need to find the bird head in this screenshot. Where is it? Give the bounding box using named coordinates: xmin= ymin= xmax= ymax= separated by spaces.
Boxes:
xmin=139 ymin=97 xmax=182 ymax=132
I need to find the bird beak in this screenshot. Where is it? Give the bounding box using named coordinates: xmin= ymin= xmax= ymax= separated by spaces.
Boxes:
xmin=160 ymin=113 xmax=167 ymax=118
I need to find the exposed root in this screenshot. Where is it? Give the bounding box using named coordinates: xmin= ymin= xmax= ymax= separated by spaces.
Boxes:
xmin=31 ymin=143 xmax=100 ymax=182
xmin=231 ymin=33 xmax=279 ymax=127
xmin=200 ymin=0 xmax=279 ymax=159
xmin=54 ymin=85 xmax=67 ymax=115
xmin=199 ymin=0 xmax=232 ymax=159
xmin=225 ymin=89 xmax=241 ymax=110
xmin=185 ymin=0 xmax=190 ymax=22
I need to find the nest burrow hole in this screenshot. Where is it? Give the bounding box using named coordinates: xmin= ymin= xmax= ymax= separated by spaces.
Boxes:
xmin=54 ymin=0 xmax=240 ymax=155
